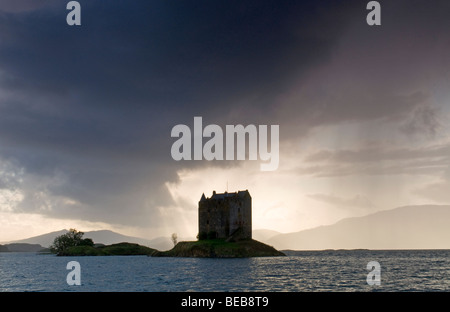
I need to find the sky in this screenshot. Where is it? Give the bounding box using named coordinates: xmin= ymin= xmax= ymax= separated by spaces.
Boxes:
xmin=0 ymin=0 xmax=449 ymax=242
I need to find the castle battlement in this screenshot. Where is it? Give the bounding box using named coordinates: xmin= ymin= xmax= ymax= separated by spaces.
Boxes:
xmin=198 ymin=190 xmax=252 ymax=240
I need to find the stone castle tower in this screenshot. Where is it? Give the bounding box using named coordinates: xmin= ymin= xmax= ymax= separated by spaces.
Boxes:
xmin=198 ymin=190 xmax=252 ymax=240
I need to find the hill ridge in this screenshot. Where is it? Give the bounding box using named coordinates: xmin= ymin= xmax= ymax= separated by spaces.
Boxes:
xmin=268 ymin=204 xmax=450 ymax=250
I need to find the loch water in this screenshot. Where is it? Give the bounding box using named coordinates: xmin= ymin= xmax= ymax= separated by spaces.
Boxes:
xmin=1 ymin=249 xmax=449 ymax=292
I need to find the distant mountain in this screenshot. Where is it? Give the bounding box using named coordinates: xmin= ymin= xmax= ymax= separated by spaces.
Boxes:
xmin=268 ymin=205 xmax=450 ymax=250
xmin=7 ymin=229 xmax=174 ymax=251
xmin=81 ymin=230 xmax=156 ymax=248
xmin=8 ymin=229 xmax=68 ymax=248
xmin=252 ymin=229 xmax=282 ymax=242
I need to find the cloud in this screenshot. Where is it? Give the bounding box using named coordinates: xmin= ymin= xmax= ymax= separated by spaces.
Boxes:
xmin=414 ymin=181 xmax=450 ymax=203
xmin=298 ymin=143 xmax=450 ymax=178
xmin=275 ymin=0 xmax=450 ymax=142
xmin=414 ymin=166 xmax=450 ymax=203
xmin=399 ymin=104 xmax=442 ymax=138
xmin=307 ymin=193 xmax=374 ymax=212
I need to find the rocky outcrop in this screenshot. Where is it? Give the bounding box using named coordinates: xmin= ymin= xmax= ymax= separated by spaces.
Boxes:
xmin=152 ymin=239 xmax=285 ymax=258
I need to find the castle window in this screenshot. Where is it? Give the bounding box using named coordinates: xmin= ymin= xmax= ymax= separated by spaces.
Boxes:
xmin=206 ymin=220 xmax=209 ymax=225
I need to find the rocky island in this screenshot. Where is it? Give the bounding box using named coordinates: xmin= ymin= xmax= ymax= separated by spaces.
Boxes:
xmin=59 ymin=242 xmax=158 ymax=256
xmin=51 ymin=229 xmax=158 ymax=256
xmin=153 ymin=238 xmax=284 ymax=258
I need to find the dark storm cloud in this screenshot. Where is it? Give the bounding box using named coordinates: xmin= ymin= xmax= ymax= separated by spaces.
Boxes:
xmin=0 ymin=1 xmax=448 ymax=226
xmin=277 ymin=0 xmax=450 ymax=141
xmin=0 ymin=0 xmax=355 ymax=225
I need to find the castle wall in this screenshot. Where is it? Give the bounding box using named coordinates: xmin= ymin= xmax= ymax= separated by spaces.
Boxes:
xmin=199 ymin=200 xmax=229 ymax=238
xmin=228 ymin=196 xmax=251 ymax=239
xmin=198 ymin=191 xmax=252 ymax=240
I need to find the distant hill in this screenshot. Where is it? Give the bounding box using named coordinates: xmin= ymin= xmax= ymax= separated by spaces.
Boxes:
xmin=5 ymin=243 xmax=44 ymax=252
xmin=268 ymin=205 xmax=450 ymax=250
xmin=6 ymin=229 xmax=176 ymax=251
xmin=78 ymin=230 xmax=164 ymax=249
xmin=8 ymin=229 xmax=68 ymax=248
xmin=252 ymin=229 xmax=282 ymax=242
xmin=0 ymin=243 xmax=45 ymax=252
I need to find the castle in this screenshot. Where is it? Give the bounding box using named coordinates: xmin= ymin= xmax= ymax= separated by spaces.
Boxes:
xmin=198 ymin=190 xmax=252 ymax=241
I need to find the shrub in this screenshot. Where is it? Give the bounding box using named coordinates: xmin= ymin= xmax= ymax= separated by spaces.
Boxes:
xmin=207 ymin=231 xmax=218 ymax=239
xmin=197 ymin=232 xmax=207 ymax=240
xmin=50 ymin=229 xmax=94 ymax=254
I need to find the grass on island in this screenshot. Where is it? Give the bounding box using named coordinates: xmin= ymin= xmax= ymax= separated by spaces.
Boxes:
xmin=154 ymin=238 xmax=285 ymax=258
xmin=58 ymin=242 xmax=158 ymax=256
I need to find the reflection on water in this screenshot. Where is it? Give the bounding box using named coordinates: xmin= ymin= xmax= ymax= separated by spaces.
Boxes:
xmin=1 ymin=250 xmax=450 ymax=291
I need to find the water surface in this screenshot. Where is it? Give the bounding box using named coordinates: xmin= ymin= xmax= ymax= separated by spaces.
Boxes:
xmin=1 ymin=250 xmax=449 ymax=291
